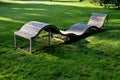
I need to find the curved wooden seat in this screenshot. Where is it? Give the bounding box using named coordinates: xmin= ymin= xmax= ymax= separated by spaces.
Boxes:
xmin=14 ymin=21 xmax=58 ymax=53
xmin=60 ymin=23 xmax=90 ymax=36
xmin=14 ymin=13 xmax=108 ymax=53
xmin=14 ymin=21 xmax=57 ymax=39
xmin=59 ymin=13 xmax=108 ymax=37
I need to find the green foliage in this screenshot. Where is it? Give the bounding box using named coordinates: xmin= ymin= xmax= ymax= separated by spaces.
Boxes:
xmin=101 ymin=0 xmax=120 ymax=8
xmin=0 ymin=1 xmax=120 ymax=80
xmin=90 ymin=0 xmax=120 ymax=9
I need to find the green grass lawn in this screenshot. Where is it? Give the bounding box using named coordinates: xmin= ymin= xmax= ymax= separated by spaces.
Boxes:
xmin=0 ymin=1 xmax=120 ymax=80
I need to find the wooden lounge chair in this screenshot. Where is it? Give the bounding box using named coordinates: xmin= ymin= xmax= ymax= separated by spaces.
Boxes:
xmin=14 ymin=13 xmax=108 ymax=53
xmin=59 ymin=13 xmax=108 ymax=37
xmin=14 ymin=21 xmax=58 ymax=53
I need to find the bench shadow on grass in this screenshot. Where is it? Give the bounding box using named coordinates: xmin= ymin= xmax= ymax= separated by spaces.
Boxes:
xmin=40 ymin=30 xmax=120 ymax=63
xmin=40 ymin=38 xmax=113 ymax=61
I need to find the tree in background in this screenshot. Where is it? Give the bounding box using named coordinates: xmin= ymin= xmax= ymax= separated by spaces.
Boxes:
xmin=90 ymin=0 xmax=120 ymax=9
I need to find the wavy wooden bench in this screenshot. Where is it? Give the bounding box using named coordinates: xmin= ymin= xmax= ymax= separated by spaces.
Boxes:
xmin=60 ymin=13 xmax=108 ymax=36
xmin=14 ymin=13 xmax=108 ymax=53
xmin=14 ymin=21 xmax=58 ymax=53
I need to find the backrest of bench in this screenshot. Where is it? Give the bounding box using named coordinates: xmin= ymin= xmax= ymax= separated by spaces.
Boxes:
xmin=87 ymin=13 xmax=107 ymax=28
xmin=19 ymin=21 xmax=49 ymax=38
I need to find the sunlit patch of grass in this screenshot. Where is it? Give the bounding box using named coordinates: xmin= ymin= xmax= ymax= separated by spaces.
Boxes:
xmin=0 ymin=16 xmax=24 ymax=23
xmin=86 ymin=30 xmax=120 ymax=55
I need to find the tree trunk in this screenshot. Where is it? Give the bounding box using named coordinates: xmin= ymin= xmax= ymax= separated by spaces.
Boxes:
xmin=79 ymin=0 xmax=83 ymax=2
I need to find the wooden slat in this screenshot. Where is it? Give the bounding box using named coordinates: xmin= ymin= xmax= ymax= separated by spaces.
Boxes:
xmin=15 ymin=21 xmax=50 ymax=39
xmin=87 ymin=13 xmax=107 ymax=28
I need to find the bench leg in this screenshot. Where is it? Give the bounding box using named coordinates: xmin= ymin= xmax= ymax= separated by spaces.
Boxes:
xmin=30 ymin=39 xmax=32 ymax=53
xmin=14 ymin=34 xmax=17 ymax=48
xmin=48 ymin=28 xmax=51 ymax=47
xmin=106 ymin=15 xmax=109 ymax=27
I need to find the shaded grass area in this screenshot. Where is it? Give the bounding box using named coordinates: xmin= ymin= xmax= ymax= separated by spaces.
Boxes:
xmin=0 ymin=1 xmax=120 ymax=80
